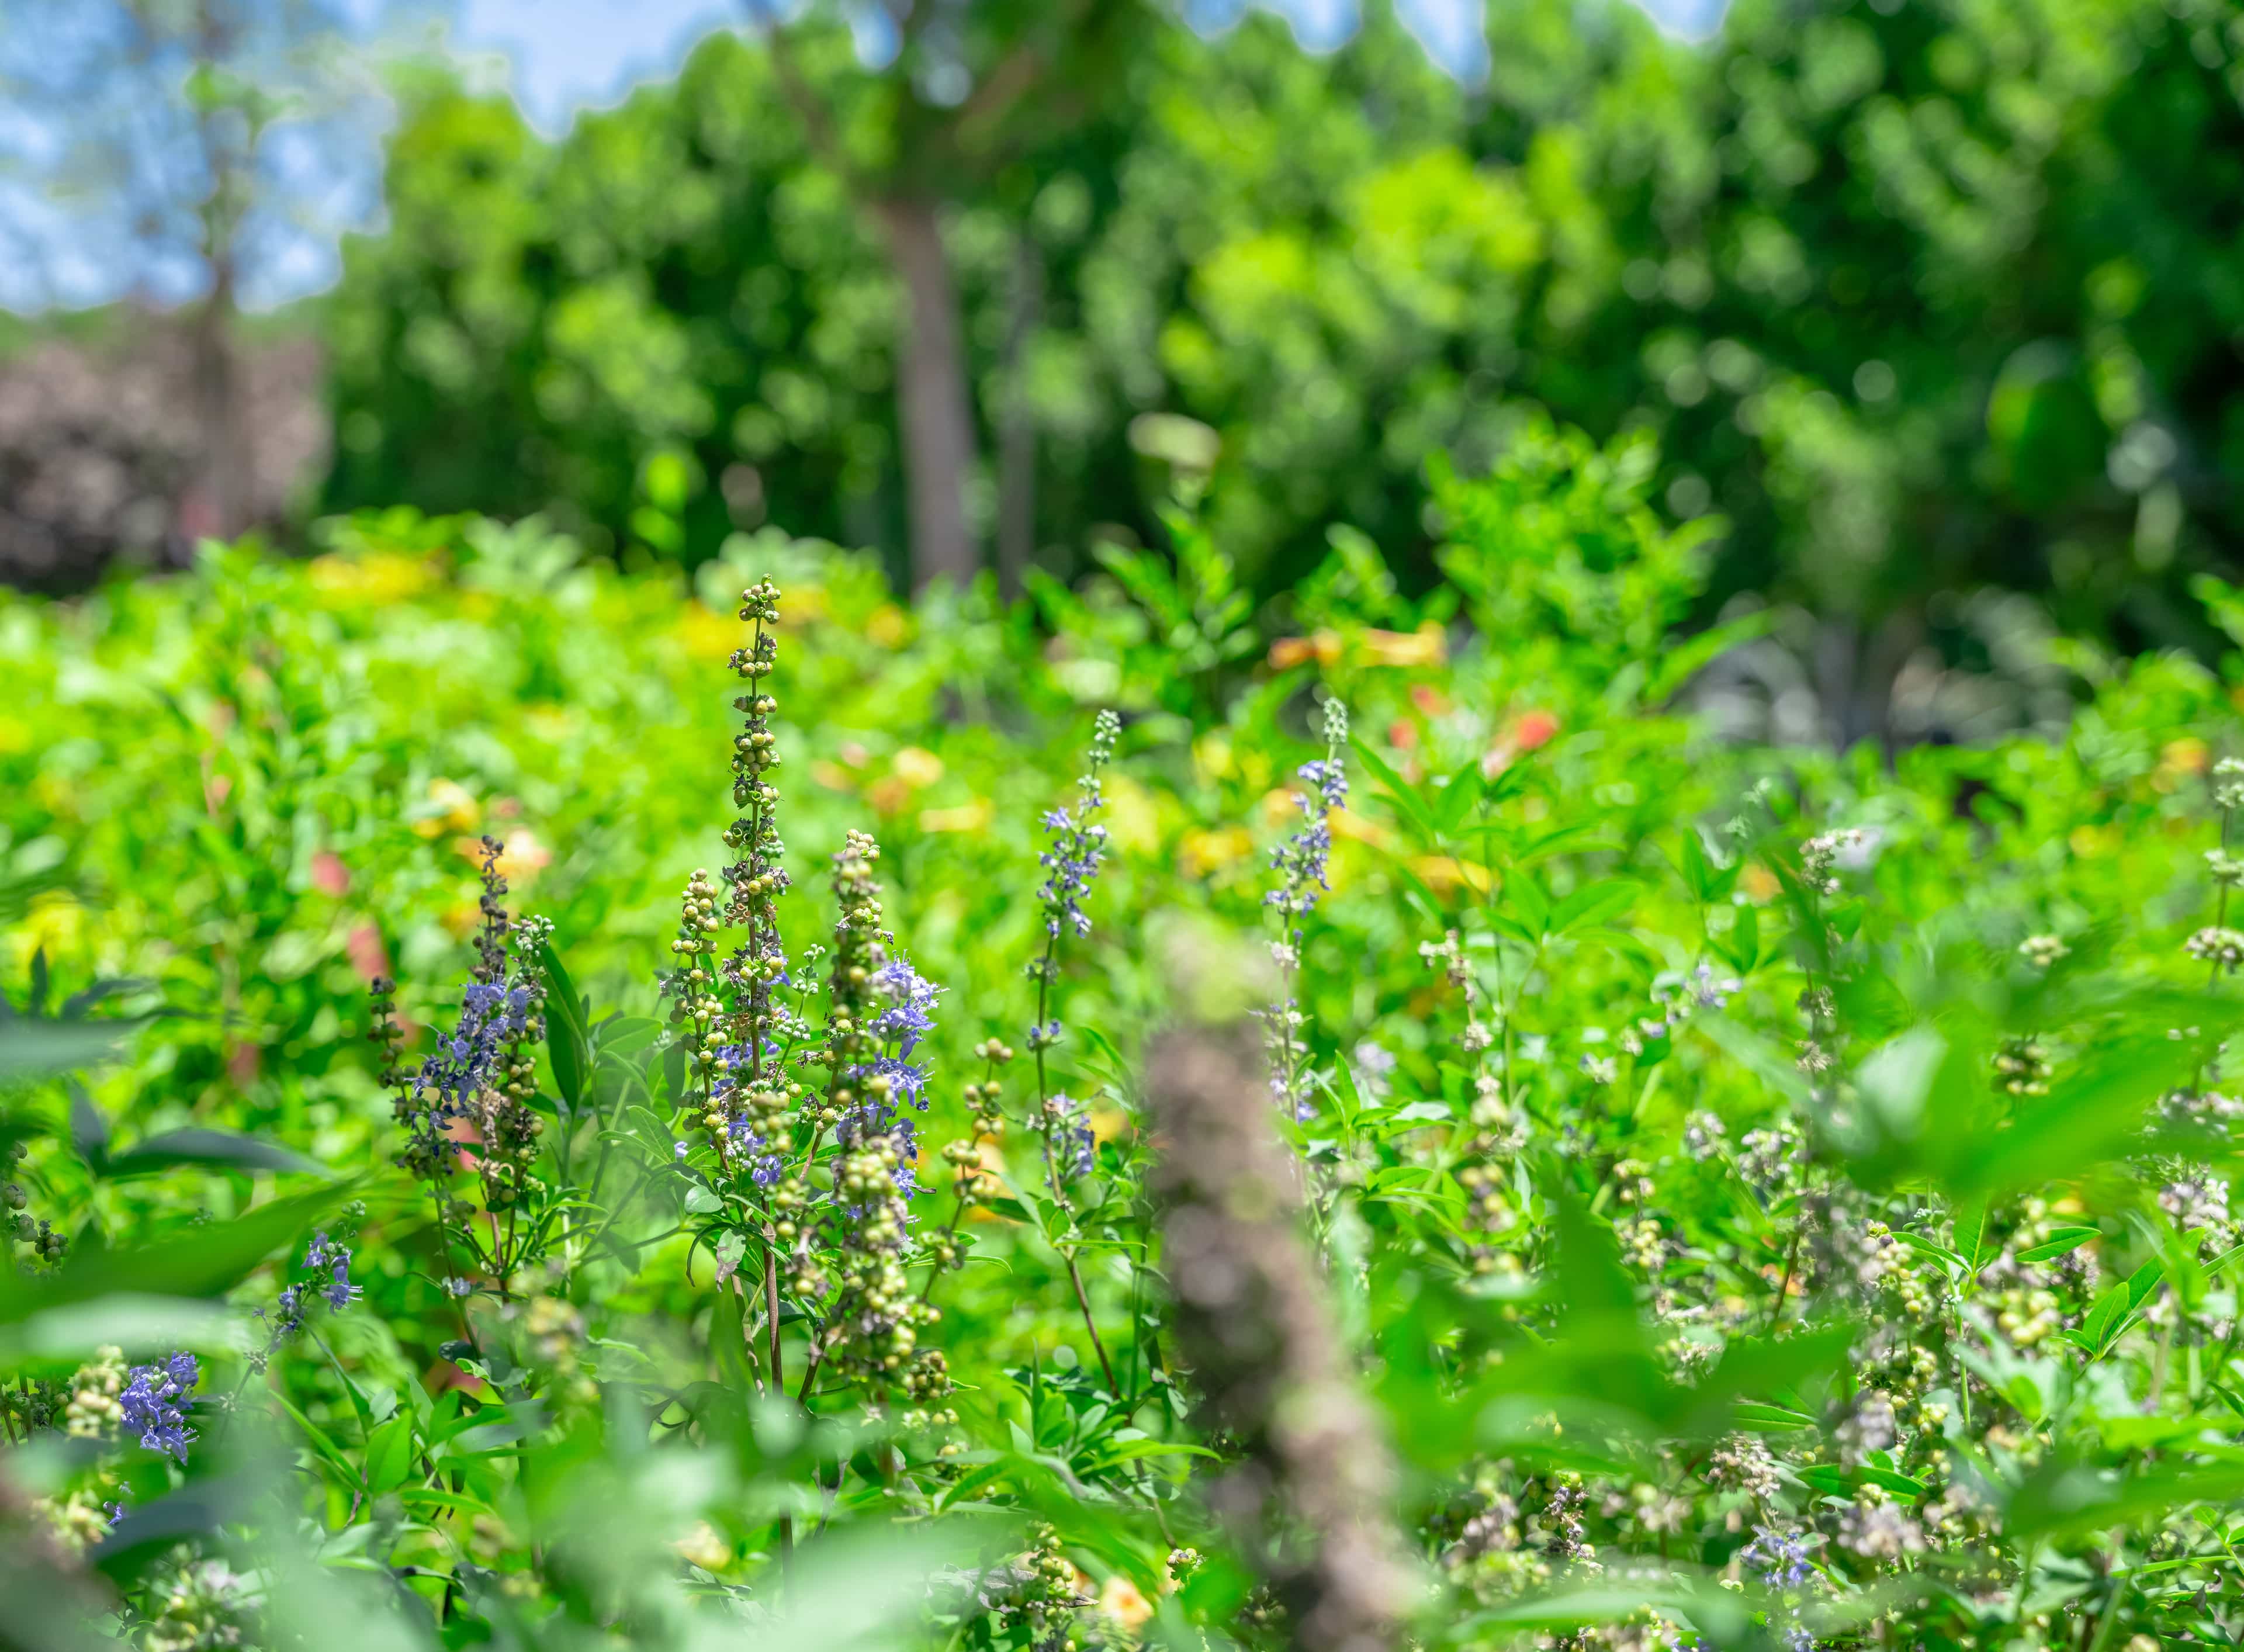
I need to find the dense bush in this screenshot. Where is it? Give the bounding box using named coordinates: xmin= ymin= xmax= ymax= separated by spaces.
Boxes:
xmin=4 ymin=436 xmax=2244 ymax=1649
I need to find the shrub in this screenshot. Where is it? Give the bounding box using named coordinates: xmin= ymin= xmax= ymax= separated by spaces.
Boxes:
xmin=2 ymin=434 xmax=2242 ymax=1648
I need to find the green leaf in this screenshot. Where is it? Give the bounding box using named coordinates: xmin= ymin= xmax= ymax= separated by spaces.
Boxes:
xmin=2016 ymin=1227 xmax=2100 ymax=1264
xmin=1641 ymin=609 xmax=1776 ymax=705
xmin=539 ymin=939 xmax=591 ymax=1110
xmin=2079 ymin=1281 xmax=2128 ymax=1350
xmin=1432 ymin=766 xmax=1485 ymax=835
xmin=1724 ymin=901 xmax=1760 ymax=974
xmin=102 ymin=1128 xmax=327 ymax=1180
xmin=1890 ymin=1231 xmax=1968 ymax=1274
xmin=1730 ymin=1402 xmax=1819 ymax=1431
xmin=2007 ymin=1460 xmax=2244 ymax=1542
xmin=1677 ymin=829 xmax=1714 ymax=903
xmin=1508 ymin=870 xmax=1552 ymax=936
xmin=1350 ymin=735 xmax=1440 ymax=845
xmin=1952 ymin=1201 xmax=1987 ymax=1270
xmin=68 ymin=1085 xmax=110 ymax=1173
xmin=0 ymin=1183 xmax=352 ymax=1325
xmin=0 ymin=1017 xmax=143 ymax=1081
xmin=2124 ymin=1259 xmax=2165 ymax=1313
xmin=363 ymin=1413 xmax=418 ymax=1495
xmin=1552 ymin=879 xmax=1636 ymax=936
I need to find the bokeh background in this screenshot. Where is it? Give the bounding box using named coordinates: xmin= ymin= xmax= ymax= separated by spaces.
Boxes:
xmin=5 ymin=0 xmax=2236 ymax=752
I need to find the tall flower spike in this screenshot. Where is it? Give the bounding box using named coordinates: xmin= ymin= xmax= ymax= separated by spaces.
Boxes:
xmin=1265 ymin=697 xmax=1348 ymax=1122
xmin=1036 ymin=711 xmax=1119 ymax=943
xmin=820 ymin=830 xmax=889 ymax=1135
xmin=718 ymin=578 xmax=794 ymax=1158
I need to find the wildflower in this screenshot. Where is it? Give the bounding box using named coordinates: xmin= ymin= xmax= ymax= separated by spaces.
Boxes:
xmin=1690 ymin=961 xmax=1742 ymax=1009
xmin=304 ymin=1231 xmax=361 ymax=1312
xmin=2159 ymin=1174 xmax=2231 ymax=1237
xmin=1739 ymin=1525 xmax=1814 ymax=1588
xmin=1837 ymin=1502 xmax=1925 ymax=1561
xmin=1835 ymin=1390 xmax=1897 ymax=1466
xmin=1036 ymin=712 xmax=1119 ymax=941
xmin=2187 ymin=927 xmax=2244 ymax=969
xmin=870 ymin=957 xmax=943 ymax=1056
xmin=1682 ymin=1110 xmax=1727 ymax=1161
xmin=1799 ymin=828 xmax=1865 ymax=895
xmin=1266 ymin=706 xmax=1349 ymax=924
xmin=2215 ymin=755 xmax=2244 ymax=812
xmin=120 ymin=1352 xmax=199 ymax=1462
xmin=1707 ymin=1435 xmax=1779 ymax=1501
xmin=1994 ymin=1035 xmax=2052 ymax=1096
xmin=1351 ymin=1040 xmax=1395 ymax=1100
xmin=1737 ymin=1126 xmax=1802 ymax=1197
xmin=2017 ymin=933 xmax=2069 ymax=968
xmin=63 ymin=1347 xmax=126 ymax=1441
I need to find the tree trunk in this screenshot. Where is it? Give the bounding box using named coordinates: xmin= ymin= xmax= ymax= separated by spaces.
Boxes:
xmin=875 ymin=195 xmax=979 ymax=591
xmin=181 ymin=258 xmax=247 ymax=552
xmin=996 ymin=234 xmax=1042 ymax=600
xmin=183 ymin=0 xmax=248 ymax=553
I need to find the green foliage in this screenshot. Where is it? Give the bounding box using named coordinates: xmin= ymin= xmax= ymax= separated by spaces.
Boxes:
xmin=325 ymin=0 xmax=2244 ymax=691
xmin=6 ymin=439 xmax=2244 ymax=1646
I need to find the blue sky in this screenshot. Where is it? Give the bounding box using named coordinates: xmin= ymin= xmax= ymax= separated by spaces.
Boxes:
xmin=0 ymin=0 xmax=1727 ymax=312
xmin=462 ymin=0 xmax=1726 ymax=134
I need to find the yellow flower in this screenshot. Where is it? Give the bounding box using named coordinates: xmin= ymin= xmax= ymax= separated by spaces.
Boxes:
xmin=673 ymin=602 xmax=737 ymax=662
xmin=414 ymin=778 xmax=482 ymax=839
xmin=919 ymin=798 xmax=995 ymax=834
xmin=1104 ymin=775 xmax=1162 ymax=854
xmin=865 ymin=603 xmax=910 ymax=647
xmin=1361 ymin=623 xmax=1447 ymax=668
xmin=308 ymin=551 xmax=436 ymax=605
xmin=1412 ymin=856 xmax=1495 ymax=896
xmin=891 ymin=746 xmax=945 ymax=789
xmin=1180 ymin=826 xmax=1253 ymax=878
xmin=1099 ymin=1574 xmax=1154 ymax=1630
xmin=673 ymin=1522 xmax=731 ymax=1572
xmin=6 ymin=891 xmax=86 ymax=977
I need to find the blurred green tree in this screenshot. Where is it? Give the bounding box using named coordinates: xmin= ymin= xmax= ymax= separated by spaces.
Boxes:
xmin=321 ymin=0 xmax=2244 ymax=732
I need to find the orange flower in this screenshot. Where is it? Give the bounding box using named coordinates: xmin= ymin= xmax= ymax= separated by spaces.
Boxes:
xmin=1268 ymin=631 xmax=1342 ymax=670
xmin=454 ymin=829 xmax=551 ymax=886
xmin=1512 ymin=709 xmax=1560 ymax=751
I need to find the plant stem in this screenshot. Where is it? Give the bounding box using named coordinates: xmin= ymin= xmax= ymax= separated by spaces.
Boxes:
xmin=1767 ymin=1218 xmax=1804 ymax=1334
xmin=1030 ymin=936 xmax=1118 ymax=1392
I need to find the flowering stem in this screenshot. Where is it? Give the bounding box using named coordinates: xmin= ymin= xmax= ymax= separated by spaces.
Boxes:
xmin=1031 ymin=951 xmax=1118 ymax=1394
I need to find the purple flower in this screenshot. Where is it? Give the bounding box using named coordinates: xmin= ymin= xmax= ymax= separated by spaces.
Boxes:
xmin=1036 ymin=715 xmax=1120 ymax=942
xmin=120 ymin=1352 xmax=199 ymax=1462
xmin=1741 ymin=1526 xmax=1815 ymax=1588
xmin=304 ymin=1232 xmax=361 ymax=1313
xmin=321 ymin=1263 xmax=361 ymax=1312
xmin=410 ymin=967 xmax=541 ymax=1158
xmin=1298 ymin=757 xmax=1348 ymax=811
xmin=722 ymin=1120 xmax=786 ymax=1188
xmin=869 ymin=958 xmax=943 ymax=1057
